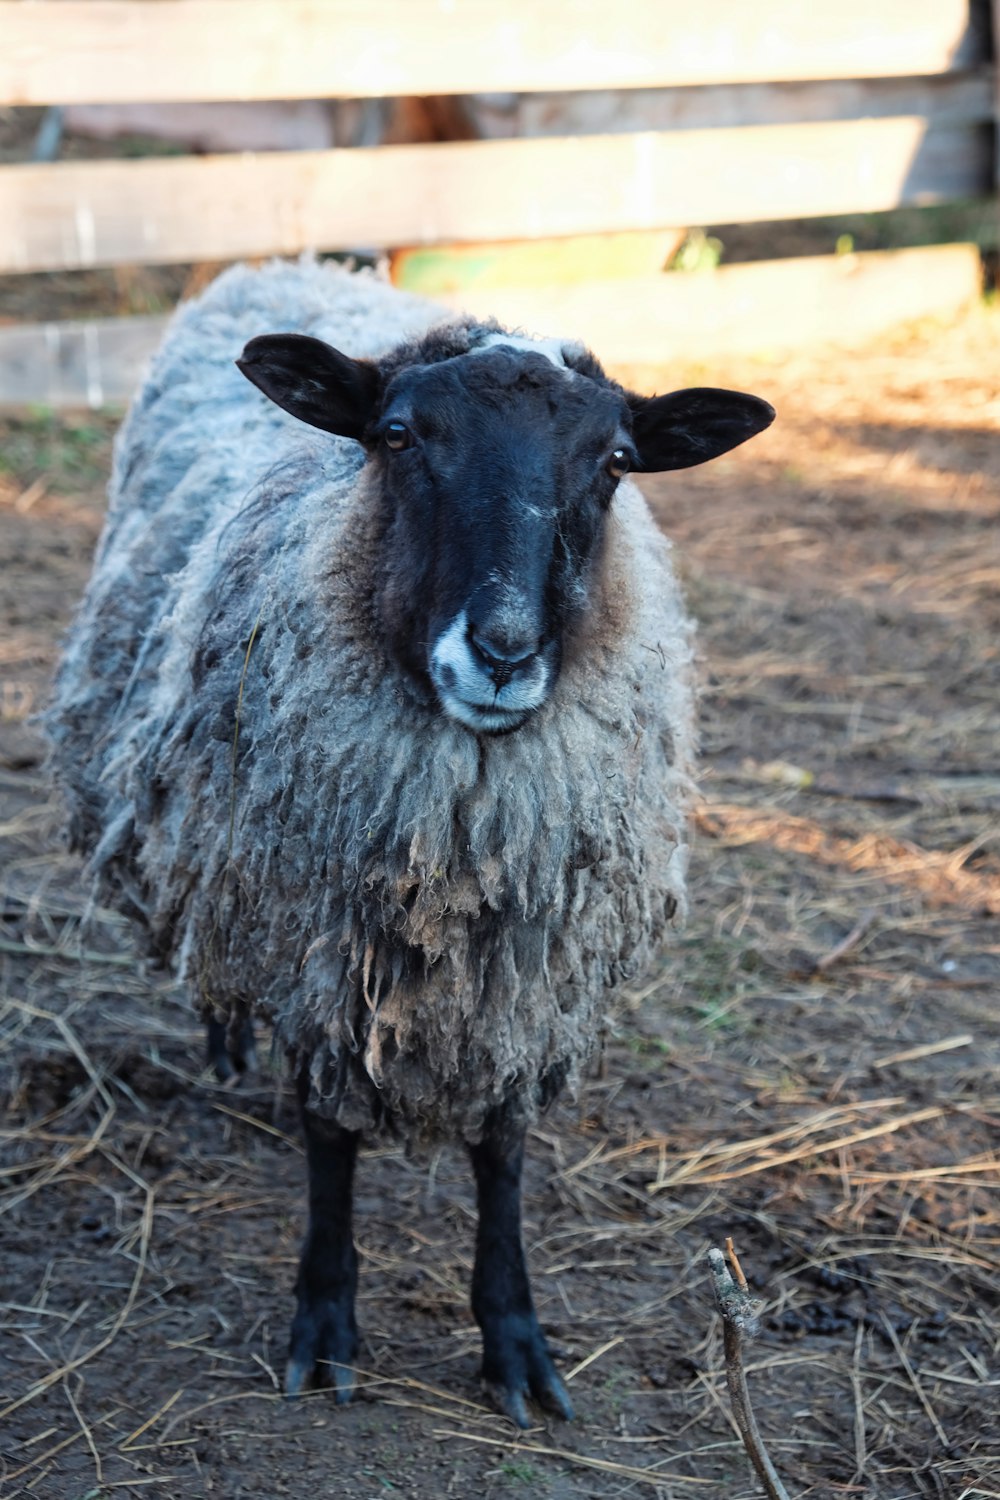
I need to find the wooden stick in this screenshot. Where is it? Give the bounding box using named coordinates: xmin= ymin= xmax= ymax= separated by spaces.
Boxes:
xmin=813 ymin=911 xmax=876 ymax=973
xmin=708 ymin=1245 xmax=791 ymax=1500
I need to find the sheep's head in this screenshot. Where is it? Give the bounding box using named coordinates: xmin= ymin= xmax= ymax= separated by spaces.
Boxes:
xmin=237 ymin=325 xmax=773 ymax=734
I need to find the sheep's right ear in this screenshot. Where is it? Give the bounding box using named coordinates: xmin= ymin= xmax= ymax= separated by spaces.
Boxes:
xmin=236 ymin=333 xmax=381 ymax=439
xmin=627 ymin=387 xmax=775 ymax=472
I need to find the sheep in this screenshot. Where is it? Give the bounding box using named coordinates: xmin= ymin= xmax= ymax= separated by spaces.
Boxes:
xmin=47 ymin=257 xmax=773 ymax=1426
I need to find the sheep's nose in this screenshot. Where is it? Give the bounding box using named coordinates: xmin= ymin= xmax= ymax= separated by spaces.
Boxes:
xmin=470 ymin=629 xmax=539 ymax=687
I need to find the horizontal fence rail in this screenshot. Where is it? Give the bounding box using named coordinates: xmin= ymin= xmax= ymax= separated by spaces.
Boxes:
xmin=0 ymin=118 xmax=991 ymax=275
xmin=0 ymin=0 xmax=986 ymax=104
xmin=0 ymin=244 xmax=981 ymax=407
xmin=502 ymin=72 xmax=997 ymax=134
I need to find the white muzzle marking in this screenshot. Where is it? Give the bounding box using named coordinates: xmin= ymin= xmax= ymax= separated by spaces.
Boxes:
xmin=430 ymin=611 xmax=550 ymax=732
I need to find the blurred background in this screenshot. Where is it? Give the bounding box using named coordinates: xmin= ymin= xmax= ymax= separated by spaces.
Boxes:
xmin=1 ymin=6 xmax=998 ymax=1499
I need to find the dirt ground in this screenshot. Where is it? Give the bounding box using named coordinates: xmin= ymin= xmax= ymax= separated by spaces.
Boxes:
xmin=1 ymin=302 xmax=998 ymax=1500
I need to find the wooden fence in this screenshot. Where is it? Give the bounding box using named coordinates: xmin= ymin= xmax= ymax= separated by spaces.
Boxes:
xmin=0 ymin=0 xmax=996 ymax=404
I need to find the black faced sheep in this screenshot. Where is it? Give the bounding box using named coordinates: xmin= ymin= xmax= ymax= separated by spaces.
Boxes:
xmin=47 ymin=258 xmax=773 ymax=1426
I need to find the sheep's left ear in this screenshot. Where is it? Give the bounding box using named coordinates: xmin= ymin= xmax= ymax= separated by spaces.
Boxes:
xmin=236 ymin=333 xmax=381 ymax=439
xmin=628 ymin=388 xmax=775 ymax=472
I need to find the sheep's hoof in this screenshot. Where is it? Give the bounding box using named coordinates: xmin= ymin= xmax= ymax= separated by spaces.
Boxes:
xmin=481 ymin=1312 xmax=575 ymax=1429
xmin=285 ymin=1298 xmax=358 ymax=1403
xmin=206 ymin=1017 xmax=257 ymax=1084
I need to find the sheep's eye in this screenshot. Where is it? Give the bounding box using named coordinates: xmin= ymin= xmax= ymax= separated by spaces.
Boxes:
xmin=384 ymin=421 xmax=412 ymax=452
xmin=606 ymin=449 xmax=630 ymax=480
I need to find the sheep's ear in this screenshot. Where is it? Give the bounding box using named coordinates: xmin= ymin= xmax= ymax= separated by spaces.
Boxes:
xmin=236 ymin=333 xmax=381 ymax=439
xmin=628 ymin=388 xmax=774 ymax=472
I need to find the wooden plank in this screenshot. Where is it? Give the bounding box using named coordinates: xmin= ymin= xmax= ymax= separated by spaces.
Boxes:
xmin=502 ymin=70 xmax=997 ymax=138
xmin=56 ymin=70 xmax=997 ymax=156
xmin=0 ymin=0 xmax=984 ymax=106
xmin=0 ymin=244 xmax=981 ymax=407
xmin=0 ymin=314 xmax=165 ymax=408
xmin=0 ymin=119 xmax=991 ymax=275
xmin=434 ymin=245 xmax=985 ymax=365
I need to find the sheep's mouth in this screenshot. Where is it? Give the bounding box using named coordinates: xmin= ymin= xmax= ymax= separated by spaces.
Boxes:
xmin=436 ymin=694 xmax=535 ymax=735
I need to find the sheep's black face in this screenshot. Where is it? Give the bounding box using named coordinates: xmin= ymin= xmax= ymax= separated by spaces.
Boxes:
xmin=237 ymin=328 xmax=775 ymax=734
xmin=370 ymin=343 xmax=633 ymax=732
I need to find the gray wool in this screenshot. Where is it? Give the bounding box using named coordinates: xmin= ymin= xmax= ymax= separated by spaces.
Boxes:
xmin=48 ymin=257 xmax=696 ymax=1143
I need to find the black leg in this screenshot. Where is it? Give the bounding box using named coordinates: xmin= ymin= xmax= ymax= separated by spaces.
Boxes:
xmin=206 ymin=1014 xmax=257 ymax=1082
xmin=468 ymin=1110 xmax=574 ymax=1428
xmin=285 ymin=1086 xmax=361 ymax=1402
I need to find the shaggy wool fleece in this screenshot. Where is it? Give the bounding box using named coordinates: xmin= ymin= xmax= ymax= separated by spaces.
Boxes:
xmin=48 ymin=258 xmax=696 ymax=1142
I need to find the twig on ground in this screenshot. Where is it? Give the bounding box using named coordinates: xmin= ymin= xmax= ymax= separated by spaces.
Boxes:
xmin=708 ymin=1241 xmax=791 ymax=1500
xmin=850 ymin=1320 xmax=868 ymax=1483
xmin=65 ymin=1378 xmax=103 ymax=1485
xmin=119 ymin=1387 xmax=186 ymax=1451
xmin=813 ymin=911 xmax=876 ymax=974
xmin=432 ymin=1428 xmax=715 ymax=1487
xmin=879 ymin=1313 xmax=951 ymax=1452
xmin=873 ymin=1034 xmax=973 ymax=1069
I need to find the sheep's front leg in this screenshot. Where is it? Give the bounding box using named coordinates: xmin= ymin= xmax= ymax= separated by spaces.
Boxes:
xmin=469 ymin=1111 xmax=574 ymax=1428
xmin=285 ymin=1096 xmax=360 ymax=1402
